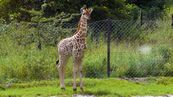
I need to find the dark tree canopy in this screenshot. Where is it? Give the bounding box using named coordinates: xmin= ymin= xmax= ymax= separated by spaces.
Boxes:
xmin=126 ymin=0 xmax=166 ymax=9
xmin=0 ymin=0 xmax=170 ymax=22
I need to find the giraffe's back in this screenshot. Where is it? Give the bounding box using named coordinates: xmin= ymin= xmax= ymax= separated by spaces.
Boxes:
xmin=58 ymin=37 xmax=73 ymax=56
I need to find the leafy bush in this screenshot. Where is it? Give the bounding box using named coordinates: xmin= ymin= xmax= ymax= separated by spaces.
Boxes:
xmin=84 ymin=58 xmax=107 ymax=78
xmin=164 ymin=63 xmax=173 ymax=76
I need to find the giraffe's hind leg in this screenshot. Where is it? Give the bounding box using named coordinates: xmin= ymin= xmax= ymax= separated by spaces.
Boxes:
xmin=56 ymin=55 xmax=68 ymax=90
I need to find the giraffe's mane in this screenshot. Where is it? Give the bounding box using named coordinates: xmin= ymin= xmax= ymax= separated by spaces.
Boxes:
xmin=74 ymin=19 xmax=82 ymax=35
xmin=74 ymin=7 xmax=91 ymax=35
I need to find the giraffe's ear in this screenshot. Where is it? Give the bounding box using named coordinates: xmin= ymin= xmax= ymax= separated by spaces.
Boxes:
xmin=89 ymin=8 xmax=93 ymax=13
xmin=80 ymin=8 xmax=83 ymax=14
xmin=80 ymin=5 xmax=87 ymax=14
xmin=80 ymin=7 xmax=86 ymax=14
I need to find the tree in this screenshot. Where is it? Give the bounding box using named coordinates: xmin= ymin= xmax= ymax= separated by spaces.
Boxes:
xmin=0 ymin=0 xmax=136 ymax=22
xmin=126 ymin=0 xmax=167 ymax=20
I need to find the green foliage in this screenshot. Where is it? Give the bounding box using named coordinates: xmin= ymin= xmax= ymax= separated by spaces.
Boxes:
xmin=126 ymin=0 xmax=166 ymax=9
xmin=0 ymin=0 xmax=170 ymax=23
xmin=157 ymin=77 xmax=173 ymax=85
xmin=90 ymin=0 xmax=132 ymax=20
xmin=0 ymin=0 xmax=150 ymax=22
xmin=0 ymin=0 xmax=33 ymax=21
xmin=127 ymin=0 xmax=168 ymax=21
xmin=84 ymin=54 xmax=107 ymax=78
xmin=159 ymin=46 xmax=173 ymax=63
xmin=0 ymin=46 xmax=57 ymax=81
xmin=91 ymin=6 xmax=110 ymax=21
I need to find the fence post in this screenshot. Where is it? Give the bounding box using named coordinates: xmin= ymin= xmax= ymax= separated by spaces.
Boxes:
xmin=140 ymin=9 xmax=143 ymax=26
xmin=172 ymin=14 xmax=173 ymax=28
xmin=107 ymin=19 xmax=112 ymax=77
xmin=37 ymin=22 xmax=42 ymax=50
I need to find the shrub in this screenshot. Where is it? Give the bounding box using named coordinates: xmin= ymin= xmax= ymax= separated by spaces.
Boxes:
xmin=83 ymin=58 xmax=106 ymax=78
xmin=163 ymin=63 xmax=173 ymax=76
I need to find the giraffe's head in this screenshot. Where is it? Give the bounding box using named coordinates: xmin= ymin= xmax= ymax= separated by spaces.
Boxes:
xmin=80 ymin=7 xmax=93 ymax=20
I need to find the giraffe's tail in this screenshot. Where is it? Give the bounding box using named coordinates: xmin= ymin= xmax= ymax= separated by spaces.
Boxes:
xmin=56 ymin=60 xmax=59 ymax=65
xmin=56 ymin=60 xmax=61 ymax=68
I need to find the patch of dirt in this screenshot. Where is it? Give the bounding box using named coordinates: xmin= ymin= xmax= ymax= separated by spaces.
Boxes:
xmin=120 ymin=77 xmax=155 ymax=83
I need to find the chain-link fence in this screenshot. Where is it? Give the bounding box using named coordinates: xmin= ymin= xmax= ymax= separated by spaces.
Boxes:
xmin=0 ymin=19 xmax=173 ymax=82
xmin=87 ymin=19 xmax=173 ymax=78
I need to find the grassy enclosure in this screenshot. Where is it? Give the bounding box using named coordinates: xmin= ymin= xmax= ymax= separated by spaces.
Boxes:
xmin=1 ymin=0 xmax=173 ymax=96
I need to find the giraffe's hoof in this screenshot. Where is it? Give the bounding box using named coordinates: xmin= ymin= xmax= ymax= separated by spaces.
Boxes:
xmin=73 ymin=88 xmax=77 ymax=91
xmin=61 ymin=87 xmax=65 ymax=90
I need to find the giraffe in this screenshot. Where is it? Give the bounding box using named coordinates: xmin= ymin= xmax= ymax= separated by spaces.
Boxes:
xmin=56 ymin=7 xmax=93 ymax=91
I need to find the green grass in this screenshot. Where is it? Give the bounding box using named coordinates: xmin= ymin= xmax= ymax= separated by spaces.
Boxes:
xmin=168 ymin=6 xmax=173 ymax=16
xmin=0 ymin=78 xmax=173 ymax=97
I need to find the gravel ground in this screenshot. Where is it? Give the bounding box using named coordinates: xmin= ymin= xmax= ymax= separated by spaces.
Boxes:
xmin=50 ymin=95 xmax=96 ymax=97
xmin=134 ymin=95 xmax=173 ymax=97
xmin=72 ymin=95 xmax=96 ymax=97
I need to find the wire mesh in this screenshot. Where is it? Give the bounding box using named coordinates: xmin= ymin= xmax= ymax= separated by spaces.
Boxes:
xmin=0 ymin=19 xmax=173 ymax=81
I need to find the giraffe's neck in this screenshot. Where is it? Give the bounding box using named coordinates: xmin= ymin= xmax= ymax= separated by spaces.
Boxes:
xmin=75 ymin=15 xmax=88 ymax=38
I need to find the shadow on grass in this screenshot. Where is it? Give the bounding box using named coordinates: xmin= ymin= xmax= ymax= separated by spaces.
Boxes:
xmin=81 ymin=90 xmax=121 ymax=97
xmin=82 ymin=90 xmax=110 ymax=95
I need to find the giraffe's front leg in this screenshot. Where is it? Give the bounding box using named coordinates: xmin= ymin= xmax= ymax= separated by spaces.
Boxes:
xmin=74 ymin=56 xmax=84 ymax=91
xmin=79 ymin=64 xmax=84 ymax=91
xmin=73 ymin=59 xmax=83 ymax=92
xmin=73 ymin=64 xmax=78 ymax=91
xmin=72 ymin=49 xmax=84 ymax=91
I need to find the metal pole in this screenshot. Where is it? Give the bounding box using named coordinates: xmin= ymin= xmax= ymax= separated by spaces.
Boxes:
xmin=140 ymin=9 xmax=143 ymax=26
xmin=107 ymin=19 xmax=112 ymax=77
xmin=172 ymin=14 xmax=173 ymax=28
